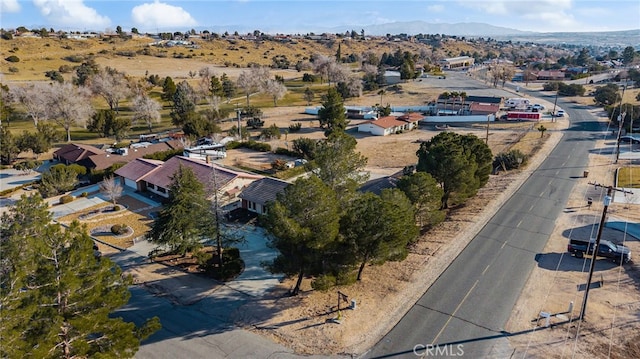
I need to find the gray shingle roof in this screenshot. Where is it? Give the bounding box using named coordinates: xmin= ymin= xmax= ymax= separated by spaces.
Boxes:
xmin=238 ymin=177 xmax=290 ymax=206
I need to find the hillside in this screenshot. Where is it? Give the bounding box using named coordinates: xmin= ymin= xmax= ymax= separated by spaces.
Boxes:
xmin=1 ymin=35 xmax=490 ymax=82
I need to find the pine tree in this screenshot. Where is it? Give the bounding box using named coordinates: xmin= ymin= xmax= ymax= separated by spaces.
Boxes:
xmin=262 ymin=176 xmax=340 ymax=296
xmin=148 ymin=165 xmax=209 ymax=255
xmin=318 ymin=87 xmax=348 ymax=136
xmin=0 ymin=194 xmax=160 ymax=358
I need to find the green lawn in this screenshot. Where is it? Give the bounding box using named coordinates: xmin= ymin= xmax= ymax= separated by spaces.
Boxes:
xmin=617 ymin=167 xmax=640 ymax=188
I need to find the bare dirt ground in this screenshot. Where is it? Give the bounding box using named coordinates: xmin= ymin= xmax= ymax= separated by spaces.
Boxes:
xmin=89 ymin=79 xmax=637 ymax=357
xmin=506 ymin=109 xmax=640 ymax=358
xmin=227 ymin=107 xmax=567 ymax=356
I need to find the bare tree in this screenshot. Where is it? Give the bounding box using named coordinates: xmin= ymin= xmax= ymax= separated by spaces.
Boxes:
xmin=132 ymin=94 xmax=162 ymax=132
xmin=48 ymin=82 xmax=94 ymax=142
xmin=237 ymin=66 xmax=270 ymax=106
xmin=263 ymin=79 xmax=287 ymax=106
xmin=10 ymin=83 xmax=51 ymax=126
xmin=313 ymin=54 xmax=334 ymax=84
xmin=100 ymin=176 xmax=123 ymax=205
xmin=343 ymin=75 xmax=363 ymax=98
xmin=89 ymin=68 xmax=132 ymax=113
xmin=327 ymin=62 xmax=349 ymax=85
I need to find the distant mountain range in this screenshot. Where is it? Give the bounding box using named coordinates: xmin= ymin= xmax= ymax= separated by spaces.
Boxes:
xmin=349 ymin=21 xmax=532 ymax=36
xmin=224 ymin=20 xmax=638 ymax=47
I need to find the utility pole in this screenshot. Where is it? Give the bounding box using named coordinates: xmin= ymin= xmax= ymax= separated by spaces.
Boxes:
xmin=485 ymin=115 xmax=490 ymax=144
xmin=580 ymin=183 xmax=633 ymax=321
xmin=551 ymin=90 xmax=559 ymax=122
xmin=614 ymin=82 xmax=627 ymax=164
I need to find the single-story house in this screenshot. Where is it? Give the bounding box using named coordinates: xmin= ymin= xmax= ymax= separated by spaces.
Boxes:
xmin=53 ymin=143 xmax=106 ymax=165
xmin=78 ymin=140 xmax=184 ymax=171
xmin=115 ymin=155 xmax=263 ymax=203
xmin=384 ymin=70 xmax=402 ymax=85
xmin=535 ymin=70 xmax=565 ymax=81
xmin=438 ymin=56 xmax=475 ymax=70
xmin=357 ymin=113 xmax=422 ymax=136
xmin=238 ymin=177 xmax=290 ymax=214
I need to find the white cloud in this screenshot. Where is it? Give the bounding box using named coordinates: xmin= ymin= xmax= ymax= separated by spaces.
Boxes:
xmin=32 ymin=0 xmax=110 ymax=28
xmin=131 ymin=1 xmax=197 ymax=30
xmin=427 ymin=5 xmax=445 ymax=13
xmin=0 ymin=0 xmax=21 ymax=13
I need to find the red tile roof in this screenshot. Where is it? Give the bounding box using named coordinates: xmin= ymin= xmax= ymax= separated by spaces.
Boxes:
xmin=469 ymin=103 xmax=500 ymax=114
xmin=366 ymin=116 xmax=408 ymax=129
xmin=397 ymin=112 xmax=424 ymax=123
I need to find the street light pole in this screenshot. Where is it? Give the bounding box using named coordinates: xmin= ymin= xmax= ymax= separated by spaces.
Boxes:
xmin=551 ymin=90 xmax=559 ymax=122
xmin=580 ymin=186 xmax=612 ymax=321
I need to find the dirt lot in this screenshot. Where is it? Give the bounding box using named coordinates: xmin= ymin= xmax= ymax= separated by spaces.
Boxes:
xmin=219 ymin=81 xmax=535 ymax=178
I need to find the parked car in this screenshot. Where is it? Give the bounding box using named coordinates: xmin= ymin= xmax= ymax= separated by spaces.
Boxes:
xmin=567 ymin=238 xmax=631 ymax=264
xmin=532 ymin=104 xmax=545 ymax=111
xmin=555 ymin=110 xmax=565 ymax=117
xmin=618 ymin=135 xmax=640 ymax=144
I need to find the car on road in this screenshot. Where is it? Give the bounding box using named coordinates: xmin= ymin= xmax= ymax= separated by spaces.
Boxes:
xmin=618 ymin=135 xmax=640 ymax=144
xmin=567 ymin=238 xmax=631 ymax=264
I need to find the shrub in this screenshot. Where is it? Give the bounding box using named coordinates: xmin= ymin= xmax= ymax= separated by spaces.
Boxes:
xmin=288 ymin=122 xmax=302 ymax=132
xmin=59 ymin=195 xmax=74 ymax=204
xmin=311 ymin=274 xmax=336 ymax=291
xmin=63 ymin=55 xmax=84 ymax=63
xmin=113 ymin=205 xmax=121 ymax=211
xmin=80 ymin=192 xmax=89 ymax=197
xmin=5 ymin=55 xmax=20 ymax=63
xmin=274 ymin=147 xmax=297 ymax=157
xmin=8 ymin=66 xmax=18 ymax=73
xmin=110 ymin=224 xmax=127 ymax=235
xmin=271 ymin=159 xmax=289 ymax=171
xmin=200 ymin=247 xmax=243 ymax=281
xmin=493 ymin=149 xmax=528 ymax=171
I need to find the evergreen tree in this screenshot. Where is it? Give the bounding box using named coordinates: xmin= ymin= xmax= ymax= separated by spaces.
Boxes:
xmin=318 ymin=87 xmax=348 ymax=136
xmin=0 ymin=194 xmax=160 ymax=358
xmin=209 ymin=75 xmax=224 ymax=98
xmin=161 ymin=76 xmax=177 ymax=102
xmin=170 ymin=81 xmax=197 ymax=127
xmin=416 ymin=132 xmax=491 ymax=209
xmin=397 ymin=171 xmax=444 ymax=227
xmin=221 ymin=73 xmax=236 ymax=102
xmin=262 ymin=176 xmax=340 ymax=296
xmin=0 ymin=125 xmax=20 ymax=165
xmin=313 ymin=131 xmax=368 ymax=196
xmin=148 ymin=166 xmax=209 ymax=255
xmin=340 ymin=189 xmax=418 ymax=280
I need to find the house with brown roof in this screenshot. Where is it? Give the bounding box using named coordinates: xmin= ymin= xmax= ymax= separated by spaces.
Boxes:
xmin=53 ymin=144 xmax=106 ymax=165
xmin=357 ymin=113 xmax=422 ymax=136
xmin=468 ymin=103 xmax=500 ymax=116
xmin=115 ymin=156 xmax=263 ymax=204
xmin=77 ymin=140 xmax=184 ymax=172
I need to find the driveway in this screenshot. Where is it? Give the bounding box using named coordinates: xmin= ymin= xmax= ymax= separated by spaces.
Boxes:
xmin=108 ymin=221 xmax=323 ymax=358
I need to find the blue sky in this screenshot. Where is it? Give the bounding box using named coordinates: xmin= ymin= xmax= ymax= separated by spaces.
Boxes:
xmin=1 ymin=0 xmax=639 ymax=34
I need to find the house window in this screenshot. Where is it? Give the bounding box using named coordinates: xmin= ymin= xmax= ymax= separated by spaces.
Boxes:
xmin=148 ymin=183 xmax=155 ymax=189
xmin=158 ymin=187 xmax=166 ymax=193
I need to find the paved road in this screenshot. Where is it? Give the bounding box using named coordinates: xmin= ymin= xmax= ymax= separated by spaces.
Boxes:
xmin=364 ymin=87 xmax=600 ymax=358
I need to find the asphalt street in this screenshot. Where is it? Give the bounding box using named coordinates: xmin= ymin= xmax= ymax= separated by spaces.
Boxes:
xmin=364 ymin=85 xmax=601 ymax=358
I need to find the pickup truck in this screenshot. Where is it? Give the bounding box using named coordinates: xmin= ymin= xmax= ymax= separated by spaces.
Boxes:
xmin=567 ymin=238 xmax=631 ymax=264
